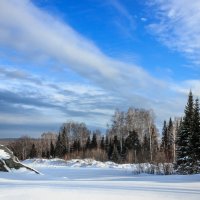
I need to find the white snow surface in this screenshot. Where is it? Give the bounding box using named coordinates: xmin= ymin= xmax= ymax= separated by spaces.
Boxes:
xmin=22 ymin=158 xmax=174 ymax=174
xmin=0 ymin=158 xmax=200 ymax=200
xmin=0 ymin=149 xmax=10 ymax=159
xmin=23 ymin=158 xmax=153 ymax=169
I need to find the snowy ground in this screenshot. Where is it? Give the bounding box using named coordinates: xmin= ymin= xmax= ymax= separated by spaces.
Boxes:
xmin=0 ymin=159 xmax=200 ymax=200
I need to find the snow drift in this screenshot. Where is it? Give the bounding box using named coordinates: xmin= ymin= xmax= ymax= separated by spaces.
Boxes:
xmin=23 ymin=158 xmax=174 ymax=175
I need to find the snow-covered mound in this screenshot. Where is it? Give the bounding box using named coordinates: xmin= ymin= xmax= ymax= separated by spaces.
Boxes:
xmin=0 ymin=144 xmax=39 ymax=174
xmin=23 ymin=158 xmax=174 ymax=175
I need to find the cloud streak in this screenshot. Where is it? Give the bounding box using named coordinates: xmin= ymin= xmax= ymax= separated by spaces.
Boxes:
xmin=148 ymin=0 xmax=200 ymax=65
xmin=0 ymin=67 xmax=122 ymax=137
xmin=108 ymin=0 xmax=136 ymax=38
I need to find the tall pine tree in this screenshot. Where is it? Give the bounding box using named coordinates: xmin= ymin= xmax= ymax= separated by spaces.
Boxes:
xmin=176 ymin=91 xmax=194 ymax=174
xmin=167 ymin=118 xmax=174 ymax=162
xmin=190 ymin=98 xmax=200 ymax=173
xmin=50 ymin=140 xmax=55 ymax=158
xmin=125 ymin=130 xmax=141 ymax=163
xmin=91 ymin=134 xmax=97 ymax=149
xmin=29 ymin=143 xmax=37 ymax=158
xmin=55 ymin=130 xmax=67 ymax=158
xmin=85 ymin=136 xmax=91 ymax=150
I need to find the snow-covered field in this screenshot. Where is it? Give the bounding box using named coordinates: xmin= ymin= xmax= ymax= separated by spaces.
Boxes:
xmin=0 ymin=159 xmax=200 ymax=200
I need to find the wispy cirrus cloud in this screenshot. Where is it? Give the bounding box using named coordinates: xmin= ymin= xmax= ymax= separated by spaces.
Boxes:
xmin=148 ymin=0 xmax=200 ymax=65
xmin=108 ymin=0 xmax=136 ymax=38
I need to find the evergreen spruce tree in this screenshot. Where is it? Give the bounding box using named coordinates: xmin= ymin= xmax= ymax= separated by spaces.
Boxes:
xmin=50 ymin=140 xmax=55 ymax=158
xmin=55 ymin=133 xmax=66 ymax=158
xmin=77 ymin=140 xmax=81 ymax=152
xmin=113 ymin=135 xmax=121 ymax=153
xmin=29 ymin=143 xmax=37 ymax=158
xmin=111 ymin=144 xmax=120 ymax=163
xmin=125 ymin=130 xmax=140 ymax=163
xmin=100 ymin=136 xmax=105 ymax=150
xmin=46 ymin=150 xmax=50 ymax=159
xmin=176 ymin=91 xmax=194 ymax=174
xmin=61 ymin=127 xmax=67 ymax=155
xmin=167 ymin=118 xmax=174 ymax=162
xmin=107 ymin=138 xmax=113 ymax=160
xmin=191 ymin=98 xmax=200 ymax=173
xmin=91 ymin=133 xmax=97 ymax=149
xmin=161 ymin=121 xmax=168 ymax=152
xmin=161 ymin=120 xmax=168 ymax=160
xmin=142 ymin=134 xmax=150 ymax=162
xmin=85 ymin=136 xmax=91 ymax=150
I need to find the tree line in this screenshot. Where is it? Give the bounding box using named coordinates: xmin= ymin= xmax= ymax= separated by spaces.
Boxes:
xmin=9 ymin=109 xmax=160 ymax=164
xmin=7 ymin=91 xmax=200 ymax=174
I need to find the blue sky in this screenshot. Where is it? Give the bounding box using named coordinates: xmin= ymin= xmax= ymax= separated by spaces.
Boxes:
xmin=0 ymin=0 xmax=200 ymax=138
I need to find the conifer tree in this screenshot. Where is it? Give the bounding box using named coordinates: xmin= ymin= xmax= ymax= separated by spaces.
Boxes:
xmin=50 ymin=140 xmax=55 ymax=158
xmin=113 ymin=135 xmax=121 ymax=153
xmin=125 ymin=130 xmax=140 ymax=163
xmin=125 ymin=131 xmax=140 ymax=150
xmin=176 ymin=91 xmax=194 ymax=174
xmin=29 ymin=143 xmax=37 ymax=158
xmin=191 ymin=98 xmax=200 ymax=173
xmin=100 ymin=136 xmax=105 ymax=150
xmin=61 ymin=127 xmax=67 ymax=155
xmin=91 ymin=133 xmax=97 ymax=149
xmin=167 ymin=118 xmax=174 ymax=162
xmin=107 ymin=138 xmax=113 ymax=160
xmin=55 ymin=133 xmax=61 ymax=157
xmin=142 ymin=134 xmax=150 ymax=162
xmin=46 ymin=150 xmax=50 ymax=159
xmin=161 ymin=120 xmax=168 ymax=160
xmin=111 ymin=144 xmax=120 ymax=163
xmin=55 ymin=133 xmax=66 ymax=158
xmin=85 ymin=136 xmax=91 ymax=150
xmin=77 ymin=140 xmax=81 ymax=152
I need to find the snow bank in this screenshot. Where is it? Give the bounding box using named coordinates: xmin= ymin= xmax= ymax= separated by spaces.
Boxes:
xmin=23 ymin=158 xmax=175 ymax=175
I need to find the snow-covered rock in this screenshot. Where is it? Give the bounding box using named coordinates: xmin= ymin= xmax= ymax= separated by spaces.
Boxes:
xmin=0 ymin=144 xmax=39 ymax=174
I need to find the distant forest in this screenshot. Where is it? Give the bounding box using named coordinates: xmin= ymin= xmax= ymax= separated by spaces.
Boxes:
xmin=7 ymin=91 xmax=200 ymax=174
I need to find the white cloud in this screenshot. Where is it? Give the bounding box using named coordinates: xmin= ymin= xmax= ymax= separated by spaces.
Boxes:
xmin=141 ymin=17 xmax=147 ymax=22
xmin=148 ymin=0 xmax=200 ymax=65
xmin=170 ymin=80 xmax=200 ymax=97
